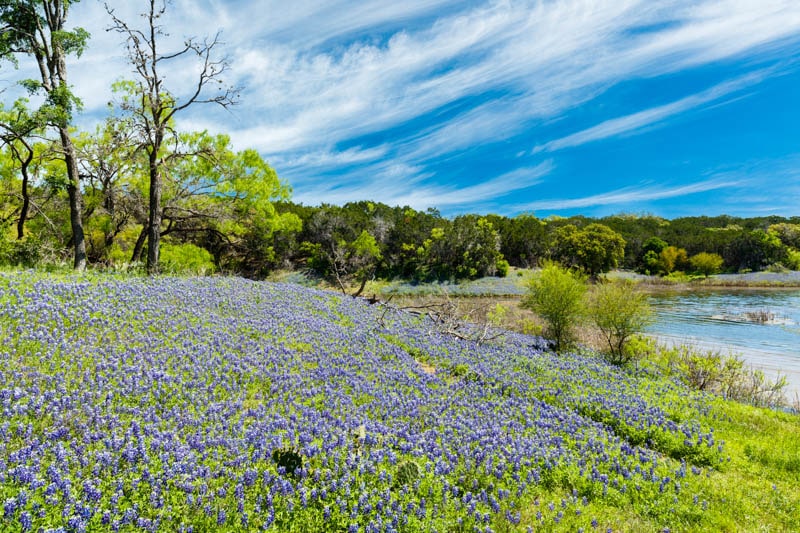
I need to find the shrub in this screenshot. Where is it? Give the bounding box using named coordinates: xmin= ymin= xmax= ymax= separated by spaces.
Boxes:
xmin=644 ymin=340 xmax=788 ymax=408
xmin=0 ymin=234 xmax=42 ymax=267
xmin=786 ymin=249 xmax=800 ymax=270
xmin=587 ymin=280 xmax=652 ymax=365
xmin=160 ymin=242 xmax=217 ymax=275
xmin=271 ymin=447 xmax=303 ymax=475
xmin=521 ymin=262 xmax=586 ymax=351
xmin=395 ymin=460 xmax=421 ymax=487
xmin=496 ymin=258 xmax=510 ymax=277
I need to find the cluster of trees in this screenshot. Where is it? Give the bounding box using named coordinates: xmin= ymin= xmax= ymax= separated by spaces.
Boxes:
xmin=257 ymin=204 xmax=800 ymax=290
xmin=0 ymin=0 xmax=293 ymax=274
xmin=599 ymin=215 xmax=800 ymax=274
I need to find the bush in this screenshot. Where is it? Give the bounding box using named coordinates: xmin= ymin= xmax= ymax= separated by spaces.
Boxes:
xmin=643 ymin=340 xmax=788 ymax=408
xmin=0 ymin=234 xmax=42 ymax=267
xmin=160 ymin=242 xmax=217 ymax=275
xmin=521 ymin=262 xmax=586 ymax=351
xmin=496 ymin=258 xmax=510 ymax=277
xmin=587 ymin=280 xmax=652 ymax=365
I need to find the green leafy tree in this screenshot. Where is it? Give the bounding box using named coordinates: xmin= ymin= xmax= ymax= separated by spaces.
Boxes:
xmin=725 ymin=229 xmax=787 ymax=271
xmin=107 ymin=0 xmax=238 ymax=274
xmin=74 ymin=116 xmax=142 ymax=262
xmin=587 ymin=281 xmax=652 ymax=365
xmin=418 ymin=215 xmax=504 ymax=280
xmin=521 ymin=262 xmax=586 ymax=351
xmin=768 ymin=223 xmax=800 ymax=250
xmin=689 ymin=252 xmax=724 ymax=278
xmin=552 ymin=223 xmax=625 ymax=277
xmin=638 ymin=236 xmax=668 ymax=273
xmin=0 ymin=0 xmax=90 ymax=268
xmin=157 ymin=132 xmax=295 ymax=269
xmin=658 ymin=245 xmax=689 ymax=275
xmin=486 ymin=213 xmax=548 ymax=268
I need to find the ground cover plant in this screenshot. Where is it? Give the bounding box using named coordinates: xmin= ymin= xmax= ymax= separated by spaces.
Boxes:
xmin=0 ymin=272 xmax=798 ymax=531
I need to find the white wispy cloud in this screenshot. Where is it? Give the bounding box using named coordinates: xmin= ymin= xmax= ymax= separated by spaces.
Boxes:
xmin=511 ymin=177 xmax=746 ymax=212
xmin=533 ymin=68 xmax=776 ymax=153
xmin=294 ymin=160 xmax=554 ymax=211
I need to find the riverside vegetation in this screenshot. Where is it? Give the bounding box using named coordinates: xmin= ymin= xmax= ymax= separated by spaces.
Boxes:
xmin=0 ymin=270 xmax=798 ymax=532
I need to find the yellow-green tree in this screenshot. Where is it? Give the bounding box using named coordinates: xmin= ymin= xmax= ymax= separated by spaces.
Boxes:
xmin=689 ymin=252 xmax=724 ymax=278
xmin=521 ymin=262 xmax=586 ymax=351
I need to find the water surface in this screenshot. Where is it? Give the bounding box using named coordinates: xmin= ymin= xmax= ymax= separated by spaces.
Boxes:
xmin=646 ymin=289 xmax=800 ymax=399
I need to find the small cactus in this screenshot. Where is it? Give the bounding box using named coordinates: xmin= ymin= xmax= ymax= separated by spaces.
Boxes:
xmin=395 ymin=460 xmax=420 ymax=486
xmin=272 ymin=447 xmax=303 ymax=475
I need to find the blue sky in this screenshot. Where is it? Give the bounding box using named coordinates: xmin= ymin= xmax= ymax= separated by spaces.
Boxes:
xmin=15 ymin=0 xmax=800 ymax=218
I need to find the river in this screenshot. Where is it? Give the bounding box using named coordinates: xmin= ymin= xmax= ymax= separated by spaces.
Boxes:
xmin=646 ymin=289 xmax=800 ymax=402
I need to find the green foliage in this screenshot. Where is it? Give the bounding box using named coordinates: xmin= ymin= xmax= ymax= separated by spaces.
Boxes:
xmin=395 ymin=460 xmax=421 ymax=487
xmin=587 ymin=281 xmax=652 ymax=365
xmin=0 ymin=2 xmax=88 ymax=125
xmin=0 ymin=233 xmax=41 ymax=267
xmin=658 ymin=245 xmax=689 ymax=275
xmin=726 ymin=229 xmax=787 ymax=272
xmin=159 ymin=242 xmax=216 ymax=275
xmin=487 ymin=213 xmax=548 ymax=268
xmin=418 ymin=215 xmax=505 ymax=280
xmin=689 ymin=252 xmax=725 ymax=277
xmin=785 ymin=249 xmax=800 ymax=271
xmin=768 ymin=222 xmax=800 ymax=249
xmin=495 ymin=258 xmax=510 ymax=277
xmin=641 ymin=236 xmax=668 ymax=256
xmin=521 ymin=262 xmax=586 ymax=350
xmin=552 ymin=223 xmax=625 ymax=277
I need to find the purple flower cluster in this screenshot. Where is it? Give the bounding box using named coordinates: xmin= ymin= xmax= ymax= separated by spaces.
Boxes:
xmin=0 ymin=273 xmax=720 ymax=530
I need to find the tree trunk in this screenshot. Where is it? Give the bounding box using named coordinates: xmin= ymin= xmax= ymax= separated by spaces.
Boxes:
xmin=15 ymin=146 xmax=33 ymax=240
xmin=59 ymin=127 xmax=86 ymax=270
xmin=146 ymin=148 xmax=161 ymax=274
xmin=131 ymin=224 xmax=148 ymax=263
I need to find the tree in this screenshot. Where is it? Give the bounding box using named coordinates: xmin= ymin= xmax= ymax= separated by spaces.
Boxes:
xmin=521 ymin=262 xmax=586 ymax=351
xmin=552 ymin=223 xmax=625 ymax=277
xmin=158 ymin=132 xmax=296 ymax=270
xmin=418 ymin=215 xmax=504 ymax=280
xmin=587 ymin=280 xmax=652 ymax=365
xmin=689 ymin=252 xmax=724 ymax=278
xmin=75 ymin=115 xmax=142 ymax=262
xmin=658 ymin=245 xmax=689 ymax=275
xmin=725 ymin=229 xmax=786 ymax=271
xmin=768 ymin=223 xmax=800 ymax=250
xmin=486 ymin=213 xmax=548 ymax=268
xmin=107 ymin=0 xmax=238 ymax=274
xmin=638 ymin=236 xmax=668 ymax=273
xmin=0 ymin=0 xmax=90 ymax=269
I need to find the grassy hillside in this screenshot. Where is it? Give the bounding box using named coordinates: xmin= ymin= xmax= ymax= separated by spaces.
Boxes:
xmin=0 ymin=272 xmax=798 ymax=532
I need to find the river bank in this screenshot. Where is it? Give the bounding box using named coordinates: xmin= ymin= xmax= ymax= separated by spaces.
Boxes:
xmin=608 ymin=269 xmax=800 ymax=288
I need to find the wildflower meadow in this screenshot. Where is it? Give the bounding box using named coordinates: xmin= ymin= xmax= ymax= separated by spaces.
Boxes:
xmin=0 ymin=272 xmax=797 ymax=531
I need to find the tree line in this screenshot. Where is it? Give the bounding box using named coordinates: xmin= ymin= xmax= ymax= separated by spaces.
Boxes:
xmin=260 ymin=203 xmax=800 ymax=288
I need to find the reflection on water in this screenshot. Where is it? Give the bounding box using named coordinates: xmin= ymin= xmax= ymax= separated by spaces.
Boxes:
xmin=646 ymin=289 xmax=800 ymax=396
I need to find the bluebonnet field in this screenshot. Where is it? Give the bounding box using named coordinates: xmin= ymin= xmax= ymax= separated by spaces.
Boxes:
xmin=0 ymin=272 xmax=794 ymax=531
